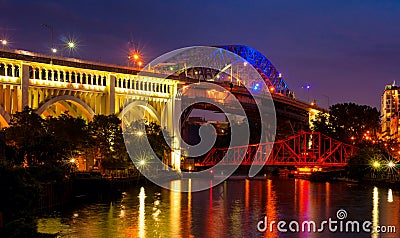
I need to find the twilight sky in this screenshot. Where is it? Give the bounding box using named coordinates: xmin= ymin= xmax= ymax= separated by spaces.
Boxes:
xmin=1 ymin=0 xmax=400 ymax=109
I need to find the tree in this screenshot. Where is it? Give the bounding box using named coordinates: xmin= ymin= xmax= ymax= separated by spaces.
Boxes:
xmin=45 ymin=113 xmax=90 ymax=160
xmin=312 ymin=103 xmax=380 ymax=145
xmin=88 ymin=114 xmax=128 ymax=169
xmin=311 ymin=113 xmax=334 ymax=138
xmin=3 ymin=107 xmax=61 ymax=165
xmin=125 ymin=120 xmax=171 ymax=170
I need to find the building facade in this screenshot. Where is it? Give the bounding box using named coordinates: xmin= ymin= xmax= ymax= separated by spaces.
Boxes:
xmin=381 ymin=83 xmax=400 ymax=140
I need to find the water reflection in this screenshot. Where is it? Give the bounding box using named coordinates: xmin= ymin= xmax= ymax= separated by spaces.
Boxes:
xmin=169 ymin=180 xmax=181 ymax=237
xmin=372 ymin=187 xmax=379 ymax=238
xmin=37 ymin=178 xmax=400 ymax=237
xmin=388 ymin=189 xmax=393 ymax=203
xmin=138 ymin=187 xmax=145 ymax=238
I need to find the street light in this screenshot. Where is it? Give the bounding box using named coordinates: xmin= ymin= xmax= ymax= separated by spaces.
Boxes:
xmin=42 ymin=24 xmax=55 ymax=53
xmin=63 ymin=38 xmax=78 ymax=56
xmin=67 ymin=41 xmax=76 ymax=49
xmin=372 ymin=161 xmax=381 ymax=169
xmin=1 ymin=39 xmax=7 ymax=49
xmin=128 ymin=50 xmax=143 ymax=68
xmin=387 ymin=161 xmax=396 ymax=168
xmin=302 ymin=84 xmax=311 ymax=103
xmin=269 ymin=86 xmax=275 ymax=92
xmin=136 ymin=131 xmax=144 ymax=137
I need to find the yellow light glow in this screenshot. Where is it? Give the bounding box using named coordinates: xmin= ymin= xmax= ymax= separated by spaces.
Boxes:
xmin=388 ymin=189 xmax=393 ymax=203
xmin=138 ymin=187 xmax=145 ymax=238
xmin=70 ymin=158 xmax=76 ymax=163
xmin=372 ymin=161 xmax=380 ymax=168
xmin=139 ymin=160 xmax=145 ymax=166
xmin=67 ymin=41 xmax=76 ymax=49
xmin=136 ymin=131 xmax=144 ymax=137
xmin=388 ymin=161 xmax=395 ymax=168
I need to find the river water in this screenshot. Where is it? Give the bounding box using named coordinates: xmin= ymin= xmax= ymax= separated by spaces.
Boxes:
xmin=37 ymin=177 xmax=400 ymax=237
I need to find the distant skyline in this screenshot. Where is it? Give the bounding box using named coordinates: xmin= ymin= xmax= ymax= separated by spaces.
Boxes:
xmin=1 ymin=0 xmax=400 ymax=109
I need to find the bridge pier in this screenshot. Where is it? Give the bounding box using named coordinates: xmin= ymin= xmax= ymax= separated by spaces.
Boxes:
xmin=107 ymin=74 xmax=116 ymax=115
xmin=21 ymin=64 xmax=29 ymax=109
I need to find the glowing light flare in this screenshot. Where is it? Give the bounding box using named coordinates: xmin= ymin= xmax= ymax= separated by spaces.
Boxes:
xmin=128 ymin=49 xmax=143 ymax=64
xmin=136 ymin=131 xmax=144 ymax=137
xmin=1 ymin=39 xmax=7 ymax=45
xmin=252 ymin=82 xmax=262 ymax=92
xmin=372 ymin=161 xmax=381 ymax=169
xmin=67 ymin=41 xmax=76 ymax=49
xmin=139 ymin=160 xmax=145 ymax=166
xmin=51 ymin=48 xmax=57 ymax=53
xmin=387 ymin=161 xmax=396 ymax=168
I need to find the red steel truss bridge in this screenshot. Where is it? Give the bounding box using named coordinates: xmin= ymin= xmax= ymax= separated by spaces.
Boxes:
xmin=197 ymin=131 xmax=357 ymax=168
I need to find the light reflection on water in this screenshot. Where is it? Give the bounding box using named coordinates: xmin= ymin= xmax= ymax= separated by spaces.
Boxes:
xmin=37 ymin=178 xmax=400 ymax=238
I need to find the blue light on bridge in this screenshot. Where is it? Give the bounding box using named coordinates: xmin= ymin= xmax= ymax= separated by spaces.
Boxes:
xmin=252 ymin=82 xmax=262 ymax=92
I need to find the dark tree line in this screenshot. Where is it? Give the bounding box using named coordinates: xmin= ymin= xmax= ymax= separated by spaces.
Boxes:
xmin=1 ymin=107 xmax=170 ymax=172
xmin=312 ymin=102 xmax=400 ymax=181
xmin=1 ymin=107 xmax=128 ymax=170
xmin=0 ymin=107 xmax=172 ymax=237
xmin=311 ymin=102 xmax=380 ymax=146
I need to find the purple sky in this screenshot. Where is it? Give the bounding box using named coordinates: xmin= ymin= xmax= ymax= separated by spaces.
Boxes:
xmin=1 ymin=0 xmax=400 ymax=109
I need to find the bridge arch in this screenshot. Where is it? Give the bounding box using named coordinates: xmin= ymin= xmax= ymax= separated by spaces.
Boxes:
xmin=36 ymin=95 xmax=95 ymax=120
xmin=217 ymin=45 xmax=291 ymax=95
xmin=119 ymin=101 xmax=161 ymax=124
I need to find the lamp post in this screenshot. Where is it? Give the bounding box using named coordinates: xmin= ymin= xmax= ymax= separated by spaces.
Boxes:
xmin=41 ymin=24 xmax=57 ymax=56
xmin=322 ymin=94 xmax=330 ymax=109
xmin=65 ymin=40 xmax=77 ymax=57
xmin=302 ymin=84 xmax=311 ymax=103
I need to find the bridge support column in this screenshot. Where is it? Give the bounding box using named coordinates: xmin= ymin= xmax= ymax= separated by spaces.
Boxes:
xmin=21 ymin=64 xmax=29 ymax=109
xmin=167 ymin=84 xmax=181 ymax=171
xmin=106 ymin=74 xmax=115 ymax=115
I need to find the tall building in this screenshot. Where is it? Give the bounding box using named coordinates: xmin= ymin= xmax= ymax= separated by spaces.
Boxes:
xmin=381 ymin=82 xmax=400 ymax=140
